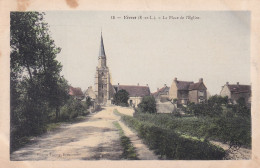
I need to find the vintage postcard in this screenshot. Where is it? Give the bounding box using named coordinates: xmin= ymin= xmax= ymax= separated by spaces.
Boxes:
xmin=1 ymin=0 xmax=260 ymax=168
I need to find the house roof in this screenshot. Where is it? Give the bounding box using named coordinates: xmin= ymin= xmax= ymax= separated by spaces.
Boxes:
xmin=69 ymin=86 xmax=84 ymax=96
xmin=175 ymin=81 xmax=194 ymax=90
xmin=152 ymin=86 xmax=169 ymax=98
xmin=227 ymin=84 xmax=251 ymax=94
xmin=189 ymin=82 xmax=207 ymax=90
xmin=114 ymin=85 xmax=151 ymax=97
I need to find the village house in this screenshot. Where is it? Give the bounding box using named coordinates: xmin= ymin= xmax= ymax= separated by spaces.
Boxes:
xmin=84 ymin=86 xmax=97 ymax=100
xmin=69 ymin=86 xmax=85 ymax=100
xmin=113 ymin=83 xmax=151 ymax=107
xmin=168 ymin=78 xmax=207 ymax=105
xmin=152 ymin=84 xmax=170 ymax=102
xmin=220 ymin=82 xmax=251 ymax=106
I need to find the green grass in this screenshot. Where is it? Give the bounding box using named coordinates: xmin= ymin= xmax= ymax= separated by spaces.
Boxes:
xmin=133 ymin=112 xmax=251 ymax=148
xmin=113 ymin=121 xmax=138 ymax=160
xmin=116 ymin=110 xmax=226 ymax=160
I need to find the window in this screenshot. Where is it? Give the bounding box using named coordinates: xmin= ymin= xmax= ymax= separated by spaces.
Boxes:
xmin=198 ymin=90 xmax=204 ymax=96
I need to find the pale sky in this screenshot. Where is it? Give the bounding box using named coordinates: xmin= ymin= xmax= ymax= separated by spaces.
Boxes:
xmin=44 ymin=11 xmax=250 ymax=95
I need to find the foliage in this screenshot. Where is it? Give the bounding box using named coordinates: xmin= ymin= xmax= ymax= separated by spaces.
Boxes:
xmin=119 ymin=114 xmax=225 ymax=160
xmin=186 ymin=95 xmax=250 ymax=118
xmin=133 ymin=112 xmax=251 ymax=148
xmin=208 ymin=95 xmax=228 ymax=106
xmin=113 ymin=121 xmax=138 ymax=160
xmin=137 ymin=96 xmax=157 ymax=113
xmin=85 ymin=96 xmax=92 ymax=109
xmin=10 ymin=12 xmax=74 ymax=152
xmin=59 ymin=98 xmax=89 ymax=121
xmin=113 ymin=89 xmax=129 ymax=107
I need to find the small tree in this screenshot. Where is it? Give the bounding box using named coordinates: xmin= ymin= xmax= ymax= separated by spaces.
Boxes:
xmin=138 ymin=96 xmax=157 ymax=113
xmin=86 ymin=96 xmax=92 ymax=109
xmin=113 ymin=89 xmax=129 ymax=106
xmin=208 ymin=95 xmax=228 ymax=106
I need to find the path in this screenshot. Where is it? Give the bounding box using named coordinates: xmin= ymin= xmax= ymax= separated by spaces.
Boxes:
xmin=114 ymin=106 xmax=158 ymax=160
xmin=10 ymin=106 xmax=158 ymax=160
xmin=210 ymin=140 xmax=251 ymax=160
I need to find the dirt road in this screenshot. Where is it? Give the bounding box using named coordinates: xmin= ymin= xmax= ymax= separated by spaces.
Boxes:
xmin=10 ymin=106 xmax=156 ymax=160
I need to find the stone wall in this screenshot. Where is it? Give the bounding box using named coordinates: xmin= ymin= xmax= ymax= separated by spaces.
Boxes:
xmin=189 ymin=90 xmax=198 ymax=104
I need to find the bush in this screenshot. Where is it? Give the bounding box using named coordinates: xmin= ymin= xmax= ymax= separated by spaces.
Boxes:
xmin=120 ymin=114 xmax=225 ymax=160
xmin=59 ymin=98 xmax=89 ymax=121
xmin=133 ymin=112 xmax=251 ymax=148
xmin=137 ymin=96 xmax=157 ymax=113
xmin=113 ymin=89 xmax=129 ymax=107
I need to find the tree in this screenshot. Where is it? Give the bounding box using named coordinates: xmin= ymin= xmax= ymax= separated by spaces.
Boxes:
xmin=113 ymin=89 xmax=129 ymax=106
xmin=208 ymin=95 xmax=228 ymax=106
xmin=138 ymin=96 xmax=157 ymax=113
xmin=10 ymin=12 xmax=67 ymax=150
xmin=86 ymin=96 xmax=92 ymax=109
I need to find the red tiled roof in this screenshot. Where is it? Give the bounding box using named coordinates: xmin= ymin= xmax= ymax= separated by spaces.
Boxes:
xmin=227 ymin=84 xmax=251 ymax=94
xmin=114 ymin=85 xmax=150 ymax=97
xmin=69 ymin=86 xmax=84 ymax=96
xmin=152 ymin=86 xmax=169 ymax=97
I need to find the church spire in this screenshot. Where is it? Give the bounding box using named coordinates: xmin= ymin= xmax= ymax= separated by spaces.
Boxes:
xmin=99 ymin=31 xmax=106 ymax=57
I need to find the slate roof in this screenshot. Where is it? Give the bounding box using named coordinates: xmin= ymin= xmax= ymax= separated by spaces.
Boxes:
xmin=175 ymin=81 xmax=194 ymax=90
xmin=227 ymin=84 xmax=251 ymax=94
xmin=99 ymin=33 xmax=106 ymax=57
xmin=114 ymin=85 xmax=151 ymax=97
xmin=69 ymin=86 xmax=84 ymax=96
xmin=152 ymin=86 xmax=169 ymax=98
xmin=189 ymin=82 xmax=207 ymax=90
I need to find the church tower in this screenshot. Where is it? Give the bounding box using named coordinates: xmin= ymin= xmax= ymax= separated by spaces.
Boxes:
xmin=94 ymin=32 xmax=112 ymax=104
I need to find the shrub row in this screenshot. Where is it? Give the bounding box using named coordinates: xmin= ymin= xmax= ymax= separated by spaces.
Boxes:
xmin=134 ymin=112 xmax=251 ymax=147
xmin=120 ymin=114 xmax=226 ymax=160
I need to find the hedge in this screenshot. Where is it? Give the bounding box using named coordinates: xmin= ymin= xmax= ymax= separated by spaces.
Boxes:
xmin=134 ymin=112 xmax=251 ymax=148
xmin=120 ymin=115 xmax=226 ymax=160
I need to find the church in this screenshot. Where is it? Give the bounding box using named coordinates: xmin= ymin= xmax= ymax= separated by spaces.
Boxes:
xmin=94 ymin=33 xmax=114 ymax=105
xmin=92 ymin=32 xmax=151 ymax=106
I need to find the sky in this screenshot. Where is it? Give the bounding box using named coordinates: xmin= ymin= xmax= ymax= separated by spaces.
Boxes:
xmin=44 ymin=11 xmax=250 ymax=95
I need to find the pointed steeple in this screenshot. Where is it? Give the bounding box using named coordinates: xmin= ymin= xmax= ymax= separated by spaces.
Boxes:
xmin=99 ymin=32 xmax=106 ymax=57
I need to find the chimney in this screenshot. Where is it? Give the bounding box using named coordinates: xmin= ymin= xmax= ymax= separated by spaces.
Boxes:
xmin=199 ymin=78 xmax=203 ymax=83
xmin=118 ymin=83 xmax=120 ymax=86
xmin=174 ymin=77 xmax=177 ymax=82
xmin=226 ymin=82 xmax=229 ymax=85
xmin=164 ymin=84 xmax=167 ymax=87
xmin=237 ymin=82 xmax=239 ymax=85
xmin=146 ymin=84 xmax=148 ymax=86
xmin=157 ymin=88 xmax=159 ymax=91
xmin=137 ymin=83 xmax=139 ymax=86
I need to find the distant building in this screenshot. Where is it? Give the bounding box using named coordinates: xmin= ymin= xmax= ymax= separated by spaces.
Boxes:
xmin=220 ymin=82 xmax=251 ymax=106
xmin=152 ymin=84 xmax=170 ymax=102
xmin=94 ymin=32 xmax=114 ymax=105
xmin=113 ymin=84 xmax=151 ymax=107
xmin=84 ymin=86 xmax=97 ymax=100
xmin=169 ymin=78 xmax=207 ymax=105
xmin=69 ymin=86 xmax=84 ymax=100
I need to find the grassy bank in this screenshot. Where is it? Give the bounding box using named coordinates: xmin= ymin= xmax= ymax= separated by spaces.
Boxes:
xmin=113 ymin=121 xmax=138 ymax=160
xmin=134 ymin=112 xmax=251 ymax=148
xmin=115 ymin=110 xmax=225 ymax=160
